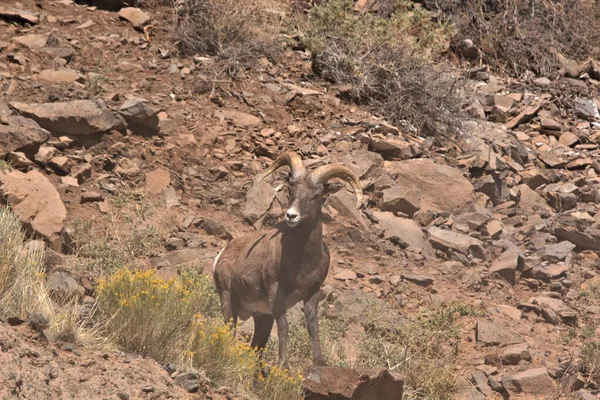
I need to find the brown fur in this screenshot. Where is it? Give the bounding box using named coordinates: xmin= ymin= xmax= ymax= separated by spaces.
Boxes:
xmin=213 ymin=173 xmax=334 ymax=368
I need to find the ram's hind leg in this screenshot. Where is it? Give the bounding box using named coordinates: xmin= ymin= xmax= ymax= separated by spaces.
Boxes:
xmin=218 ymin=290 xmax=239 ymax=334
xmin=251 ymin=314 xmax=274 ymax=355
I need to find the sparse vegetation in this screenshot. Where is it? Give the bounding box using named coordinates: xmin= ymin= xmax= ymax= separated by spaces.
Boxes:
xmin=297 ymin=0 xmax=464 ymax=136
xmin=174 ymin=0 xmax=282 ymax=74
xmin=356 ymin=301 xmax=483 ymax=399
xmin=69 ymin=191 xmax=161 ymax=273
xmin=0 ymin=207 xmax=51 ymax=321
xmin=96 ymin=267 xmax=303 ymax=399
xmin=434 ymin=0 xmax=600 ymax=78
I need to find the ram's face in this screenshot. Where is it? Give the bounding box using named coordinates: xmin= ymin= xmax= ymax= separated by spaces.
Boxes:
xmin=284 ymin=175 xmax=326 ymax=228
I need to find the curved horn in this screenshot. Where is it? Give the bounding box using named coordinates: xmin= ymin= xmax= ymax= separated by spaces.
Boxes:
xmin=310 ymin=164 xmax=363 ymax=208
xmin=256 ymin=152 xmax=306 ymax=183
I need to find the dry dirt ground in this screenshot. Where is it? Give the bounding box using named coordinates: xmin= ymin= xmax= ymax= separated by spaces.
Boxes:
xmin=2 ymin=0 xmax=600 ymax=399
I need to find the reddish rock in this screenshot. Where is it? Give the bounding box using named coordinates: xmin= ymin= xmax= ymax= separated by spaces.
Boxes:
xmin=303 ymin=366 xmax=404 ymax=400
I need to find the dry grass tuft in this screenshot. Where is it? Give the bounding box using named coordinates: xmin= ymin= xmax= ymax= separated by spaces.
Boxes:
xmin=435 ymin=0 xmax=600 ymax=78
xmin=173 ymin=0 xmax=282 ymax=74
xmin=0 ymin=206 xmax=52 ymax=321
xmin=298 ymin=0 xmax=464 ymax=136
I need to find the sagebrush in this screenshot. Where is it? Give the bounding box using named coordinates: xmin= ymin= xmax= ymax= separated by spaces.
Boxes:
xmin=435 ymin=0 xmax=600 ymax=78
xmin=298 ymin=0 xmax=464 ymax=136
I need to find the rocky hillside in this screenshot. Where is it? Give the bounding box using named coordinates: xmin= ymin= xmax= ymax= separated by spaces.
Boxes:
xmin=1 ymin=0 xmax=600 ymax=399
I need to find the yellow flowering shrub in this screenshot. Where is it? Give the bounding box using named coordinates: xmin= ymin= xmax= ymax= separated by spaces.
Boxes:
xmin=97 ymin=267 xmax=303 ymax=399
xmin=96 ymin=268 xmax=219 ymax=362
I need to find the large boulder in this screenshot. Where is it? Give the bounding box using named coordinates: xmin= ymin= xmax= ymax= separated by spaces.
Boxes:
xmin=11 ymin=100 xmax=126 ymax=136
xmin=384 ymin=159 xmax=474 ymax=213
xmin=0 ymin=170 xmax=67 ymax=248
xmin=304 ymin=366 xmax=404 ymax=400
xmin=0 ymin=116 xmax=50 ymax=157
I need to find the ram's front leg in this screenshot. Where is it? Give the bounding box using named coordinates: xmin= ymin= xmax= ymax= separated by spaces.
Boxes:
xmin=304 ymin=289 xmax=326 ymax=366
xmin=269 ymin=285 xmax=290 ymax=370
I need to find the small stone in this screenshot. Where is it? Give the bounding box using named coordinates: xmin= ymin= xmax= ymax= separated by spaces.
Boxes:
xmin=489 ymin=247 xmax=524 ymax=285
xmin=502 ymin=367 xmax=557 ymax=396
xmin=401 ymin=274 xmax=433 ymax=287
xmin=81 ymin=191 xmax=104 ymax=203
xmin=476 ymin=320 xmax=524 ymax=347
xmin=543 ymin=241 xmax=576 ymax=262
xmin=118 ymin=7 xmax=150 ymax=29
xmin=335 ymin=268 xmax=357 ymax=281
xmin=501 ymin=342 xmax=532 ymax=365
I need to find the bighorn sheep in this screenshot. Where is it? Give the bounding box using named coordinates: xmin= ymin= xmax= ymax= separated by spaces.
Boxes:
xmin=212 ymin=152 xmax=362 ymax=368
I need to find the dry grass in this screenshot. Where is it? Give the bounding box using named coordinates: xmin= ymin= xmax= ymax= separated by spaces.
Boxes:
xmin=0 ymin=206 xmax=52 ymax=321
xmin=356 ymin=300 xmax=482 ymax=400
xmin=173 ymin=0 xmax=282 ymax=75
xmin=298 ymin=0 xmax=464 ymax=136
xmin=436 ymin=0 xmax=600 ymax=78
xmin=68 ymin=191 xmax=161 ymax=273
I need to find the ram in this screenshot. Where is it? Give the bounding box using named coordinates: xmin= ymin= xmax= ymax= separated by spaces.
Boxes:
xmin=212 ymin=152 xmax=362 ymax=368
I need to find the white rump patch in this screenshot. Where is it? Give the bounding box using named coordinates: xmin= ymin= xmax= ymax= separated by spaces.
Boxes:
xmin=212 ymin=245 xmax=227 ymax=275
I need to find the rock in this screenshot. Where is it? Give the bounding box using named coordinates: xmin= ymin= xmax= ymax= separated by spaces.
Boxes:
xmin=145 ymin=168 xmax=170 ymax=194
xmin=476 ymin=320 xmax=524 ymax=347
xmin=502 ymin=368 xmax=557 ymax=396
xmin=0 ymin=116 xmax=50 ymax=157
xmin=575 ymin=389 xmax=597 ymax=400
xmin=327 ymin=190 xmax=369 ymax=230
xmin=558 ymin=132 xmax=579 ymax=147
xmin=520 ymin=168 xmax=549 ymax=189
xmin=369 ymin=135 xmax=416 ymax=160
xmin=380 ymin=187 xmax=420 ymax=216
xmin=540 ymin=116 xmax=562 ymax=132
xmin=489 ymin=247 xmax=524 ymax=285
xmin=0 ymin=7 xmax=39 ymax=24
xmin=495 ymin=304 xmax=522 ymax=321
xmin=529 ymin=296 xmax=577 ymax=324
xmin=516 ymin=184 xmax=549 ymax=211
xmin=334 ymin=268 xmax=357 ymax=281
xmin=117 ymin=62 xmax=144 ymax=72
xmin=453 ymin=211 xmax=489 ymax=231
xmin=118 ymin=99 xmax=159 ymax=134
xmin=401 ymin=274 xmax=433 ymax=287
xmin=538 ymin=152 xmax=566 ymax=169
xmin=543 ymin=241 xmax=576 ymax=262
xmin=49 ymin=156 xmax=73 ymax=174
xmin=303 ymin=366 xmax=404 ymax=400
xmin=573 ymin=97 xmax=599 ymax=120
xmin=174 ymin=371 xmax=200 ymax=393
xmin=473 ymin=175 xmax=509 ymax=205
xmin=46 ymin=271 xmax=84 ymax=301
xmin=555 ymin=226 xmax=600 ymax=252
xmin=34 ymin=146 xmax=57 ymax=165
xmin=71 ymin=163 xmax=93 ymax=184
xmin=372 ymin=211 xmax=431 ymax=253
xmin=501 ymin=343 xmax=532 ymax=365
xmin=217 ymin=109 xmax=261 ymax=127
xmin=81 ymin=191 xmax=104 ymax=203
xmin=115 ymin=158 xmax=141 ymax=176
xmin=427 ymin=226 xmax=484 ymax=259
xmin=118 ymin=7 xmax=150 ymax=29
xmin=244 ymin=180 xmax=278 ymax=223
xmin=483 ymin=220 xmax=503 ymax=239
xmin=199 ymin=218 xmax=232 ymax=240
xmin=41 ymin=47 xmax=76 ymax=62
xmin=163 ymin=187 xmax=180 ymax=210
xmin=456 ymin=39 xmax=479 ymax=60
xmin=532 ymin=263 xmax=571 ymax=281
xmin=470 ymin=370 xmax=493 ymax=397
xmin=11 ymin=100 xmax=126 ymax=136
xmin=533 ymin=77 xmax=551 ymax=86
xmin=384 ymin=159 xmax=474 ymax=213
xmin=0 ymin=170 xmax=66 ymax=248
xmin=506 ymin=104 xmax=541 ymax=129
xmin=12 ymin=33 xmax=48 ymax=49
xmin=6 ymin=152 xmax=33 ymax=170
xmin=38 ymin=69 xmax=82 ymax=84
